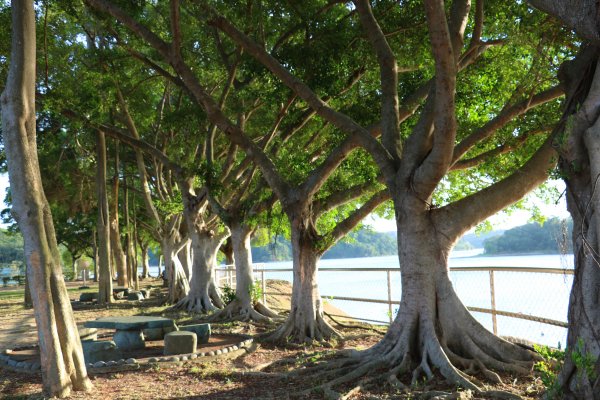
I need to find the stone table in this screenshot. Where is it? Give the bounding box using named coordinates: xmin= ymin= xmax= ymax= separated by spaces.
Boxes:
xmin=84 ymin=316 xmax=176 ymax=351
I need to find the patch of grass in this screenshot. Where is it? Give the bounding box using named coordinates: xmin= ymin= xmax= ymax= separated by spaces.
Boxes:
xmin=0 ymin=290 xmax=24 ymax=300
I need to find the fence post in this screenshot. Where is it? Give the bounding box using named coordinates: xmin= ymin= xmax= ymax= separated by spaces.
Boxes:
xmin=489 ymin=269 xmax=498 ymax=335
xmin=387 ymin=270 xmax=393 ymax=324
xmin=261 ymin=270 xmax=266 ymax=305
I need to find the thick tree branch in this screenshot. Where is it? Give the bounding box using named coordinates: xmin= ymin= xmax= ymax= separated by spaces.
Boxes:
xmin=435 ymin=135 xmax=557 ymax=241
xmin=413 ymin=0 xmax=458 ymax=196
xmin=528 ymin=0 xmax=600 ymax=43
xmin=323 ymin=189 xmax=391 ymax=251
xmin=115 ymin=87 xmax=164 ymax=228
xmin=170 ymin=0 xmax=182 ymax=55
xmin=354 ymin=0 xmax=401 ymax=161
xmin=451 ymin=85 xmax=564 ymax=165
xmin=314 ymin=180 xmax=382 ymax=217
xmin=450 ymin=127 xmax=551 ymax=171
xmin=448 ymin=0 xmax=471 ymax=56
xmin=85 ymin=0 xmax=292 ymax=201
xmin=201 ymin=7 xmax=396 ymax=179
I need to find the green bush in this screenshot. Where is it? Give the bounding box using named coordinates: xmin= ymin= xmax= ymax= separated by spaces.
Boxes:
xmin=221 ymin=284 xmax=236 ymax=305
xmin=534 ymin=344 xmax=565 ymax=399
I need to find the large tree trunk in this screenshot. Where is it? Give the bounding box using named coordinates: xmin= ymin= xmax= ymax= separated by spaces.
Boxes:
xmin=96 ymin=131 xmax=113 ymax=304
xmin=210 ymin=222 xmax=278 ymax=322
xmin=267 ymin=212 xmax=338 ymax=343
xmin=553 ymin=45 xmax=600 ymax=399
xmin=172 ymin=228 xmax=227 ymax=313
xmin=356 ymin=202 xmax=538 ymax=391
xmin=0 ymin=1 xmax=92 ymax=396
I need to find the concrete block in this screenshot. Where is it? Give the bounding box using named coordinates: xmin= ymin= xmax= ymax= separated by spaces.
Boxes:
xmin=164 ymin=331 xmax=197 ymax=355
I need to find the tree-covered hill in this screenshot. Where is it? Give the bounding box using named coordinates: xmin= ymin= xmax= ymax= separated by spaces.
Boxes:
xmin=251 ymin=229 xmax=397 ymax=262
xmin=483 ymin=218 xmax=572 ymax=255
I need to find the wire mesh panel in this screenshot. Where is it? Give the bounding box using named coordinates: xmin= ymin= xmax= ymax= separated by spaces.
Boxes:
xmin=251 ymin=258 xmax=572 ymax=347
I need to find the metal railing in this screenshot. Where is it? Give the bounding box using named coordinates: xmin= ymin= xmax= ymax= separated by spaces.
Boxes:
xmin=216 ymin=265 xmax=574 ymax=334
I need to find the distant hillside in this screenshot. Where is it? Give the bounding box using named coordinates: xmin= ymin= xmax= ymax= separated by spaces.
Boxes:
xmin=251 ymin=229 xmax=397 ymax=262
xmin=483 ymin=218 xmax=572 ymax=255
xmin=461 ymin=230 xmax=504 ymax=249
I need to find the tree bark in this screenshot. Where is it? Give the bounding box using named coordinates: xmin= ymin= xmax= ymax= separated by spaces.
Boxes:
xmin=173 ymin=227 xmax=227 ymax=313
xmin=209 ymin=221 xmax=278 ymax=322
xmin=96 ymin=131 xmax=113 ymax=304
xmin=92 ymin=226 xmax=98 ymax=282
xmin=110 ymin=142 xmax=128 ymax=287
xmin=551 ymin=45 xmax=600 ymax=399
xmin=160 ymin=215 xmax=190 ymax=303
xmin=0 ymin=1 xmax=92 ymax=396
xmin=178 ymin=239 xmax=193 ymax=280
xmin=267 ymin=212 xmax=339 ymax=342
xmin=139 ymin=242 xmax=150 ymax=279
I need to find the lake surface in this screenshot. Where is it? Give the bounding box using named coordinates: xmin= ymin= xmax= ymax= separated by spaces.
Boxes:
xmin=159 ymin=249 xmax=575 ymax=347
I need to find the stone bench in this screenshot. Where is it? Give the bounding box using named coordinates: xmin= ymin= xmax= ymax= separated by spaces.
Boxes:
xmin=79 ymin=292 xmax=98 ymax=302
xmin=143 ymin=324 xmax=178 ymax=341
xmin=127 ymin=291 xmax=144 ymax=301
xmin=179 ymin=323 xmax=210 ymax=344
xmin=164 ymin=331 xmax=197 ymax=355
xmin=78 ymin=327 xmax=98 ymax=342
xmin=82 ymin=340 xmax=123 ymax=364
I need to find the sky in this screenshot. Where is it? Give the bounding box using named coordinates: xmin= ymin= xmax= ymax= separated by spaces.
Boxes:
xmin=0 ymin=173 xmax=571 ymax=232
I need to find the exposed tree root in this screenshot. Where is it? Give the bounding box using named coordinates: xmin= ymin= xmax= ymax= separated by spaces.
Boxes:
xmin=264 ymin=309 xmax=342 ymax=344
xmin=207 ymin=300 xmax=281 ymax=323
xmin=289 ymin=300 xmax=539 ymax=398
xmin=168 ymin=287 xmax=224 ymax=313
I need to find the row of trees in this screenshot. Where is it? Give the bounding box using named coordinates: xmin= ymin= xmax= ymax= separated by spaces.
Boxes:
xmin=2 ymin=0 xmax=599 ymax=398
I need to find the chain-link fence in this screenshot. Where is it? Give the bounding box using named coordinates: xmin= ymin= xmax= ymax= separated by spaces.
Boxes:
xmin=217 ymin=265 xmax=573 ymax=347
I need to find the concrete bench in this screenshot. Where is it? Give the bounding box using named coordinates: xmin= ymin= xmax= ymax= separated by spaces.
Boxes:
xmin=179 ymin=323 xmax=210 ymax=344
xmin=82 ymin=340 xmax=123 ymax=364
xmin=164 ymin=331 xmax=197 ymax=355
xmin=143 ymin=324 xmax=178 ymax=341
xmin=79 ymin=292 xmax=98 ymax=302
xmin=78 ymin=327 xmax=98 ymax=342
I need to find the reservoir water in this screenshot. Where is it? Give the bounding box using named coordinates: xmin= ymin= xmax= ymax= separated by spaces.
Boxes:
xmin=156 ymin=249 xmax=574 ymax=347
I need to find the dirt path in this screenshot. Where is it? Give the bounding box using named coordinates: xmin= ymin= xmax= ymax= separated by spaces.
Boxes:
xmin=0 ymin=280 xmax=546 ymax=399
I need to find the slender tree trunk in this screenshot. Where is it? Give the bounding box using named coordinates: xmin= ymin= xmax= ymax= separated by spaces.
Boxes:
xmin=71 ymin=258 xmax=78 ymax=281
xmin=122 ymin=175 xmax=138 ymax=290
xmin=178 ymin=240 xmax=193 ymax=280
xmin=140 ymin=242 xmax=150 ymax=279
xmin=92 ymin=227 xmax=98 ymax=282
xmin=24 ymin=273 xmax=32 ymax=308
xmin=553 ymin=46 xmax=600 ymax=399
xmin=267 ymin=212 xmax=338 ymax=342
xmin=96 ymin=131 xmax=113 ymax=305
xmin=110 ymin=142 xmax=127 ymax=287
xmin=159 ymin=218 xmax=190 ymax=303
xmin=0 ymin=1 xmax=92 ymax=396
xmin=210 ymin=222 xmax=278 ymax=321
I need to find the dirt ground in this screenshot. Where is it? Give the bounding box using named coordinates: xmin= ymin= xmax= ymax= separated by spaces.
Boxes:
xmin=0 ymin=279 xmax=548 ymax=400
